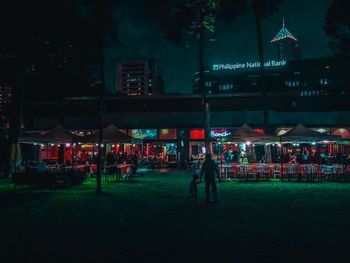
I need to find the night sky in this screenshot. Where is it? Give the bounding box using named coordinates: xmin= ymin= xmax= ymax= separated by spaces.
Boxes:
xmin=0 ymin=0 xmax=334 ymax=95
xmin=103 ymin=0 xmax=332 ymax=94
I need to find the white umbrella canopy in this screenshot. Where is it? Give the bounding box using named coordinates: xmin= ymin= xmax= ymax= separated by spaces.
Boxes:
xmin=280 ymin=124 xmax=341 ymax=142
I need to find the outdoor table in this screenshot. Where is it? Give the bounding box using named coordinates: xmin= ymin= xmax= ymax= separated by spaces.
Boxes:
xmin=117 ymin=164 xmax=131 ymax=174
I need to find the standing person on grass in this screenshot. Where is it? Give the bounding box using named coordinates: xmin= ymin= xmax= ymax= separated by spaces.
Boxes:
xmin=188 ymin=173 xmax=200 ymax=202
xmin=200 ymin=153 xmax=220 ymax=203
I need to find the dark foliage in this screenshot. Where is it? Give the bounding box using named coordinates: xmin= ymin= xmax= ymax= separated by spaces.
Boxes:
xmin=144 ymin=0 xmax=282 ymax=44
xmin=325 ymin=0 xmax=350 ymax=56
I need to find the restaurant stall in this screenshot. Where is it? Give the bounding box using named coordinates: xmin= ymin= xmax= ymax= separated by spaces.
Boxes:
xmin=16 ymin=124 xmax=85 ymax=186
xmin=278 ymin=124 xmax=344 ymax=181
xmin=211 ymin=124 xmax=277 ymax=180
xmin=80 ymin=124 xmax=136 ymax=176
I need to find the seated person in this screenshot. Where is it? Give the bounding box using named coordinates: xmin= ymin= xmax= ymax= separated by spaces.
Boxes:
xmin=239 ymin=152 xmax=249 ymax=164
xmin=37 ymin=161 xmax=47 ymax=172
xmin=80 ymin=150 xmax=88 ymax=164
xmin=64 ymin=149 xmax=72 ymax=166
xmin=259 ymin=156 xmax=266 ymax=163
xmin=288 ymin=155 xmax=298 ymax=164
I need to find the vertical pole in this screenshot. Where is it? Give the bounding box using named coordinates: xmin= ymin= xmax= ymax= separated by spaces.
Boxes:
xmin=341 ymin=139 xmax=345 ymax=180
xmin=9 ymin=40 xmax=28 ymax=176
xmin=254 ymin=11 xmax=269 ymax=134
xmin=141 ymin=141 xmax=144 ymax=157
xmin=280 ymin=137 xmax=283 ymax=180
xmin=204 ymin=102 xmax=211 ymax=154
xmin=198 ymin=0 xmax=211 ymax=154
xmin=96 ymin=33 xmax=105 ymax=193
xmin=96 ymin=98 xmax=103 ymax=193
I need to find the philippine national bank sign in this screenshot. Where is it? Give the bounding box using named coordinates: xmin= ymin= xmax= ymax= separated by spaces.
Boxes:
xmin=212 ymin=60 xmax=287 ymax=72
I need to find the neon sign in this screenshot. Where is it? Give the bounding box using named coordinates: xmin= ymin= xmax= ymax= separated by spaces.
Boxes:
xmin=211 ymin=129 xmax=234 ymax=138
xmin=212 ymin=60 xmax=286 ymax=71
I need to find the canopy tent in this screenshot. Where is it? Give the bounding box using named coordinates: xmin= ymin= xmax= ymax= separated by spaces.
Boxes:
xmin=280 ymin=124 xmax=341 ymax=142
xmin=19 ymin=124 xmax=79 ymax=144
xmin=81 ymin=124 xmax=135 ymax=144
xmin=221 ymin=124 xmax=277 ymax=143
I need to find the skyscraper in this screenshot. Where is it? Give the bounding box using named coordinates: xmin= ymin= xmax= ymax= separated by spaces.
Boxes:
xmin=117 ymin=60 xmax=164 ymax=96
xmin=271 ymin=19 xmax=300 ymax=60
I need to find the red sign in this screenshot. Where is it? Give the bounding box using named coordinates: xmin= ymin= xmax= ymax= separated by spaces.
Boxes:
xmin=190 ymin=129 xmax=205 ymax=140
xmin=254 ymin=129 xmax=265 ymax=134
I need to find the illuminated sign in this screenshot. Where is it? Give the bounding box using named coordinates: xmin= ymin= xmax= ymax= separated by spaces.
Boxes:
xmin=131 ymin=129 xmax=157 ymax=140
xmin=211 ymin=129 xmax=234 ymax=138
xmin=211 ymin=130 xmax=231 ymax=137
xmin=190 ymin=129 xmax=205 ymax=140
xmin=212 ymin=60 xmax=287 ymax=71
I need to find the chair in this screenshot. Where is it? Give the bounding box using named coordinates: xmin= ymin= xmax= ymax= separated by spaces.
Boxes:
xmin=272 ymin=165 xmax=281 ymax=179
xmin=258 ymin=164 xmax=270 ymax=181
xmin=313 ymin=165 xmax=323 ymax=182
xmin=83 ymin=165 xmax=91 ymax=179
xmin=289 ymin=164 xmax=298 ymax=181
xmin=238 ymin=165 xmax=248 ymax=182
xmin=231 ymin=164 xmax=240 ymax=179
xmin=247 ymin=165 xmax=258 ymax=182
xmin=304 ymin=165 xmax=315 ymax=182
xmin=322 ymin=165 xmax=336 ymax=181
xmin=281 ymin=165 xmax=290 ymax=181
xmin=296 ymin=165 xmax=305 ymax=181
xmin=335 ymin=164 xmax=344 ymax=182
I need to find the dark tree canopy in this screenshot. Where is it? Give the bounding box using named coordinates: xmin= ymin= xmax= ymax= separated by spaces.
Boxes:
xmin=325 ymin=0 xmax=350 ymax=56
xmin=144 ymin=0 xmax=282 ymax=44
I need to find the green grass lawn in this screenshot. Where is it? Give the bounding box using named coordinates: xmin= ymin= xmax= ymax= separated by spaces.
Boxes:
xmin=1 ymin=173 xmax=350 ymax=262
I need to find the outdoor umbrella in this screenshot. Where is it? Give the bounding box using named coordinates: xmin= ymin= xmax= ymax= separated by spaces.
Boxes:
xmin=280 ymin=124 xmax=341 ymax=142
xmin=222 ymin=124 xmax=277 ymax=143
xmin=81 ymin=124 xmax=135 ymax=144
xmin=19 ymin=124 xmax=79 ymax=144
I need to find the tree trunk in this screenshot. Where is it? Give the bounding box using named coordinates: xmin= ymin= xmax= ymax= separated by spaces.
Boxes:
xmin=8 ymin=41 xmax=27 ymax=176
xmin=96 ymin=38 xmax=105 ymax=193
xmin=199 ymin=1 xmax=211 ymax=154
xmin=254 ymin=11 xmax=269 ymax=133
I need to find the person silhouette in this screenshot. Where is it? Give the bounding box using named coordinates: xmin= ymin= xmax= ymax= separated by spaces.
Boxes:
xmin=188 ymin=173 xmax=200 ymax=202
xmin=200 ymin=153 xmax=220 ymax=202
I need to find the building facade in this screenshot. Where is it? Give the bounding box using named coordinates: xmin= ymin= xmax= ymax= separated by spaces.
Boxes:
xmin=271 ymin=19 xmax=300 ymax=61
xmin=116 ymin=60 xmax=164 ymax=96
xmin=194 ymin=57 xmax=350 ymax=97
